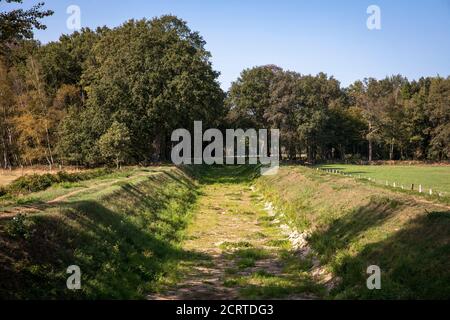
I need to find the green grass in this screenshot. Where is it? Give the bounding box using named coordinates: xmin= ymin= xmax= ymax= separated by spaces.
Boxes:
xmin=0 ymin=167 xmax=199 ymax=299
xmin=4 ymin=168 xmax=113 ymax=195
xmin=0 ymin=167 xmax=167 ymax=209
xmin=3 ymin=164 xmax=449 ymax=300
xmin=317 ymin=164 xmax=450 ymax=194
xmin=256 ymin=165 xmax=450 ymax=299
xmin=223 ymin=271 xmax=321 ymax=299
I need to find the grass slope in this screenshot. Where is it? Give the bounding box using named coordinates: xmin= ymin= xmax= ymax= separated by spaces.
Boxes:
xmin=0 ymin=167 xmax=198 ymax=299
xmin=256 ymin=165 xmax=450 ymax=299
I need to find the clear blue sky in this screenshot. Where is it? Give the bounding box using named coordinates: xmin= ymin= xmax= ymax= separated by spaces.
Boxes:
xmin=3 ymin=0 xmax=450 ymax=90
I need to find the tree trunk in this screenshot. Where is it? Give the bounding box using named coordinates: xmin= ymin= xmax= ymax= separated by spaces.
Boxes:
xmin=45 ymin=121 xmax=54 ymax=166
xmin=368 ymin=140 xmax=373 ymax=162
xmin=307 ymin=146 xmax=312 ymax=164
xmin=389 ymin=138 xmax=395 ymax=160
xmin=158 ymin=132 xmax=166 ymax=161
xmin=2 ymin=137 xmax=7 ymax=169
xmin=45 ymin=155 xmax=52 ymax=171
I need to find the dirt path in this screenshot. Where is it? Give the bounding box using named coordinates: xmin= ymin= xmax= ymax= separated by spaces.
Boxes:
xmin=148 ymin=169 xmax=324 ymax=300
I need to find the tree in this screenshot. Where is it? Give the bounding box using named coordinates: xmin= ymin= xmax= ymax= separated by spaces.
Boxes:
xmin=228 ymin=67 xmax=347 ymax=162
xmin=98 ymin=121 xmax=131 ymax=169
xmin=14 ymin=56 xmax=58 ymax=168
xmin=38 ymin=27 xmax=104 ymax=94
xmin=427 ymin=77 xmax=450 ymax=160
xmin=267 ymin=70 xmax=302 ymax=159
xmin=67 ymin=15 xmax=225 ymax=164
xmin=377 ymin=76 xmax=409 ymax=160
xmin=0 ymin=0 xmax=53 ymax=57
xmin=348 ymin=79 xmax=385 ymax=162
xmin=404 ymin=78 xmax=432 ymax=159
xmin=0 ymin=58 xmax=15 ymax=168
xmin=293 ymin=73 xmax=343 ymax=162
xmin=226 ymin=65 xmax=283 ymax=129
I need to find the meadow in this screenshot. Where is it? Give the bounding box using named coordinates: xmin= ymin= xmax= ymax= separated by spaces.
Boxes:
xmin=316 ymin=164 xmax=450 ymax=195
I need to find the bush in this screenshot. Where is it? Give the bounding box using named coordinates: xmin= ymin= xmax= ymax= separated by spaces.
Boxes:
xmin=8 ymin=174 xmax=55 ymax=193
xmin=5 ymin=168 xmax=113 ymax=195
xmin=5 ymin=213 xmax=34 ymax=239
xmin=0 ymin=186 xmax=6 ymax=197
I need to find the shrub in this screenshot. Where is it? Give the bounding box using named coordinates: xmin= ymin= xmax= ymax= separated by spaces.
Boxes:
xmin=0 ymin=186 xmax=6 ymax=197
xmin=5 ymin=213 xmax=34 ymax=239
xmin=5 ymin=168 xmax=113 ymax=195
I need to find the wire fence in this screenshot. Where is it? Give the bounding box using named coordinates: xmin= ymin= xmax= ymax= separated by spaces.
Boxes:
xmin=315 ymin=167 xmax=447 ymax=198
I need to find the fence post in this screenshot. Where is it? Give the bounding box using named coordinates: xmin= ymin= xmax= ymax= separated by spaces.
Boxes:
xmin=411 ymin=184 xmax=414 ymax=191
xmin=429 ymin=189 xmax=432 ymax=195
xmin=419 ymin=185 xmax=422 ymax=193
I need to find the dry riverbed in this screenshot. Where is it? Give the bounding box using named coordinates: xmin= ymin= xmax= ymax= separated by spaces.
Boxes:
xmin=148 ymin=166 xmax=326 ymax=300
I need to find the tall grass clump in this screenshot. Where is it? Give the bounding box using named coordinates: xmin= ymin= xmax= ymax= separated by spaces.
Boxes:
xmin=5 ymin=168 xmax=113 ymax=195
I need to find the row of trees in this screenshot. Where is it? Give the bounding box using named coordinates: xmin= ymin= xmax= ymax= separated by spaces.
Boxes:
xmin=0 ymin=1 xmax=449 ymax=168
xmin=227 ymin=66 xmax=450 ymax=162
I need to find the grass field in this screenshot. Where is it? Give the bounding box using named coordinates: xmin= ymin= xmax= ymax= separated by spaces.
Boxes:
xmin=316 ymin=164 xmax=450 ymax=195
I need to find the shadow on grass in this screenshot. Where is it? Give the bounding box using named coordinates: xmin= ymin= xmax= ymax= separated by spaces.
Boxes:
xmin=181 ymin=164 xmax=261 ymax=185
xmin=309 ymin=196 xmax=405 ymax=259
xmin=309 ymin=197 xmax=450 ymax=299
xmin=0 ymin=171 xmax=207 ymax=299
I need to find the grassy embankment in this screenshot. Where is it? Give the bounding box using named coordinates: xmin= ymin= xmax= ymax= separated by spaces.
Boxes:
xmin=256 ymin=165 xmax=450 ymax=299
xmin=0 ymin=166 xmax=199 ymax=299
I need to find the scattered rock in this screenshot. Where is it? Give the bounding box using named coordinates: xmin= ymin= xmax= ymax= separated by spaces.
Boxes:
xmin=261 ymin=198 xmax=341 ymax=292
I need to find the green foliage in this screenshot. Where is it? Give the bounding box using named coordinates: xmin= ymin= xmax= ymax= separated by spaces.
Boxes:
xmin=0 ymin=0 xmax=53 ymax=56
xmin=0 ymin=185 xmax=6 ymax=197
xmin=6 ymin=168 xmax=112 ymax=194
xmin=227 ymin=65 xmax=283 ymax=129
xmin=62 ymin=16 xmax=225 ymax=164
xmin=5 ymin=213 xmax=34 ymax=239
xmin=227 ymin=66 xmax=359 ymax=162
xmin=98 ymin=122 xmax=131 ymax=168
xmin=0 ymin=168 xmax=198 ymax=299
